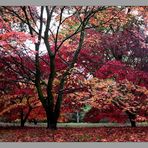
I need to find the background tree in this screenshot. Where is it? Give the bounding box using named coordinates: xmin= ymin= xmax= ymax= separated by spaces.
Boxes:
xmin=81 ymin=78 xmax=148 ymax=127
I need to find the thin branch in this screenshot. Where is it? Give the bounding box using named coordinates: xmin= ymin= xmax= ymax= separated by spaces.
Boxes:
xmin=28 ymin=6 xmax=39 ymax=30
xmin=2 ymin=6 xmax=44 ymax=38
xmin=44 ymin=6 xmax=56 ymax=57
xmin=21 ymin=6 xmax=33 ymax=35
xmin=57 ymin=50 xmax=70 ymax=65
xmin=54 ymin=7 xmax=65 ymax=54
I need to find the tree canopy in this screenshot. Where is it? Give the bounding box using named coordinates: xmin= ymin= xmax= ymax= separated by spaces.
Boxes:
xmin=0 ymin=6 xmax=148 ymax=129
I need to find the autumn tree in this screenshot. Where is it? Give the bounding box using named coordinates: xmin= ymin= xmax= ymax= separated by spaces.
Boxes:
xmin=0 ymin=6 xmax=109 ymax=129
xmin=0 ymin=66 xmax=40 ymax=127
xmin=61 ymin=6 xmax=148 ymax=76
xmin=82 ymin=78 xmax=148 ymax=127
xmin=79 ymin=59 xmax=148 ymax=127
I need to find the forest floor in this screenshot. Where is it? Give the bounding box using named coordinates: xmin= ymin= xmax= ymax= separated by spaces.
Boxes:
xmin=0 ymin=126 xmax=148 ymax=142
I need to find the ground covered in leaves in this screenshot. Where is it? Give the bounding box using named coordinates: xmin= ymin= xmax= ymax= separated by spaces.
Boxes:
xmin=0 ymin=126 xmax=148 ymax=142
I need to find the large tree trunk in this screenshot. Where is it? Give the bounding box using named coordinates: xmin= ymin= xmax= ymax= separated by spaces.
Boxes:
xmin=20 ymin=107 xmax=32 ymax=128
xmin=126 ymin=112 xmax=136 ymax=127
xmin=130 ymin=119 xmax=136 ymax=127
xmin=20 ymin=110 xmax=25 ymax=127
xmin=129 ymin=114 xmax=136 ymax=127
xmin=46 ymin=111 xmax=58 ymax=130
xmin=20 ymin=119 xmax=25 ymax=127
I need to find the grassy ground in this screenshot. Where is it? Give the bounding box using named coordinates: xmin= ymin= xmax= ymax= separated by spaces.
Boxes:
xmin=0 ymin=122 xmax=148 ymax=127
xmin=0 ymin=126 xmax=148 ymax=142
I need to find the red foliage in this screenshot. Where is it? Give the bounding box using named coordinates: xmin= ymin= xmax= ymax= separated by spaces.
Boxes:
xmin=84 ymin=107 xmax=128 ymax=123
xmin=95 ymin=60 xmax=148 ymax=88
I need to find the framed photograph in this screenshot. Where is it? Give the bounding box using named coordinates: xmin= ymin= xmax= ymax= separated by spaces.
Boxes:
xmin=0 ymin=0 xmax=147 ymax=145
